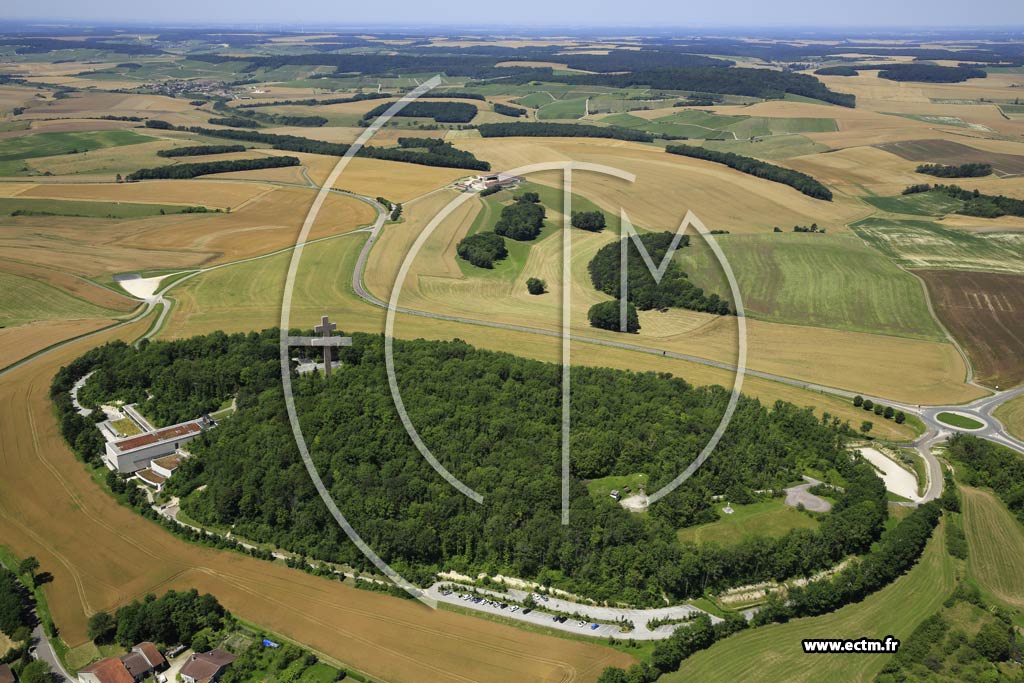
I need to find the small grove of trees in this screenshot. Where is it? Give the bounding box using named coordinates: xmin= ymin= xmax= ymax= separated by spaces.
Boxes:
xmin=157 ymin=144 xmax=247 ymax=158
xmin=0 ymin=564 xmax=33 ymax=643
xmin=665 ymin=144 xmax=833 ymax=201
xmin=792 ymin=223 xmax=825 ymax=233
xmin=588 ymin=300 xmax=640 ymax=333
xmin=852 ymin=396 xmax=904 ymax=424
xmin=571 ymin=210 xmax=606 ymax=232
xmin=208 ymin=116 xmax=261 ymax=129
xmin=494 ymin=194 xmax=546 ymax=241
xmin=588 ymin=232 xmax=731 ymax=315
xmin=456 ymin=232 xmax=507 ymax=268
xmin=126 ymin=156 xmax=300 ymax=181
xmin=88 ymin=589 xmax=230 ymax=647
xmin=916 ymin=162 xmax=993 ymax=178
xmin=493 ymin=102 xmax=527 ymax=117
xmin=526 ymin=278 xmax=546 ymax=295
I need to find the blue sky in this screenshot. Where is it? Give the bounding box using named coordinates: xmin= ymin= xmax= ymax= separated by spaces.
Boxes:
xmin=6 ymin=0 xmax=1024 ymax=28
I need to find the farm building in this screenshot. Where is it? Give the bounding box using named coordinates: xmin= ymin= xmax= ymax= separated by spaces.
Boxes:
xmin=77 ymin=643 xmax=166 ymax=683
xmin=456 ymin=173 xmax=521 ymax=192
xmin=179 ymin=649 xmax=237 ymax=683
xmin=103 ymin=417 xmax=213 ymax=473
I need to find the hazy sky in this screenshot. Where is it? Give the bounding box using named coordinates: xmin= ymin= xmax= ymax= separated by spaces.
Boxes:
xmin=6 ymin=0 xmax=1024 ymax=29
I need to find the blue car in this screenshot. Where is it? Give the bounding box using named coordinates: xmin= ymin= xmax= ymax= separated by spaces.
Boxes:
xmin=590 ymin=623 xmax=599 ymax=630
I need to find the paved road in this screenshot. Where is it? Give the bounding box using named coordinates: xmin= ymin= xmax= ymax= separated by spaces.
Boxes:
xmin=783 ymin=477 xmax=833 ymax=513
xmin=31 ymin=611 xmax=72 ymax=683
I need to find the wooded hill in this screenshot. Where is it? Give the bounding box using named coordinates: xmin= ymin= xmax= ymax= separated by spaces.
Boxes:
xmin=54 ymin=331 xmax=895 ymax=606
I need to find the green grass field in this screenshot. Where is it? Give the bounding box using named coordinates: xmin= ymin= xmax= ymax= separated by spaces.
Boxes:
xmin=0 ymin=130 xmax=154 ymax=175
xmin=676 ymin=233 xmax=946 ymax=340
xmin=863 ymin=191 xmax=966 ymax=217
xmin=700 ymin=135 xmax=830 ymax=160
xmin=601 ymin=110 xmax=835 ymax=141
xmin=0 ymin=271 xmax=122 ymax=326
xmin=936 ymin=412 xmax=985 ymax=429
xmin=537 ymin=96 xmax=589 ymax=120
xmin=962 ymin=487 xmax=1024 ymax=613
xmin=666 ymin=521 xmax=954 ymax=683
xmin=0 ymin=198 xmax=214 ymax=219
xmin=585 ymin=473 xmax=649 ymax=500
xmin=993 ymin=394 xmax=1024 ymax=441
xmin=851 ymin=217 xmax=1024 ymax=274
xmin=676 ymin=499 xmax=820 ymax=546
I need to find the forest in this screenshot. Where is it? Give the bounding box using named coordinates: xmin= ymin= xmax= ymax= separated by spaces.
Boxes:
xmin=126 ymin=156 xmax=299 ymax=181
xmin=234 ymin=92 xmax=389 ymax=108
xmin=589 ymin=232 xmax=732 ymax=315
xmin=477 ymin=122 xmax=655 ymax=142
xmin=588 ymin=300 xmax=640 ymax=333
xmin=53 ymin=331 xmax=897 ymax=606
xmin=149 ymin=122 xmax=490 ymax=171
xmin=927 ymin=184 xmax=1024 ymax=218
xmin=916 ymin=163 xmax=993 ymax=178
xmin=456 ymin=232 xmax=507 ymax=268
xmin=361 ymin=100 xmax=478 ymax=123
xmin=665 ymin=144 xmax=833 ymax=200
xmin=156 ymin=144 xmax=247 ymax=158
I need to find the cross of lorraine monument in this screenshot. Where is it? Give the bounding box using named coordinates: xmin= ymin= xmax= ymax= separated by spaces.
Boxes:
xmin=288 ymin=315 xmax=352 ymax=376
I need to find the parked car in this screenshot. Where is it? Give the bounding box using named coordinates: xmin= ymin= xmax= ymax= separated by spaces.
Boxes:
xmin=590 ymin=623 xmax=599 ymax=630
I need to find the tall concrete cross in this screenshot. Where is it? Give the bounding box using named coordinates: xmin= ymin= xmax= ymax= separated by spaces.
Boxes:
xmin=288 ymin=314 xmax=352 ymax=377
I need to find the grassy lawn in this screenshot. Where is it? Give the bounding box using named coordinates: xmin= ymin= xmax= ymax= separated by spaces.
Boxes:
xmin=936 ymin=412 xmax=985 ymax=429
xmin=537 ymin=96 xmax=588 ymax=120
xmin=0 ymin=130 xmax=154 ymax=174
xmin=667 ymin=520 xmax=954 ymax=683
xmin=676 ymin=233 xmax=946 ymax=340
xmin=993 ymin=393 xmax=1024 ymax=441
xmin=862 ymin=190 xmax=965 ymax=217
xmin=585 ymin=473 xmax=648 ymax=500
xmin=676 ymin=499 xmax=820 ymax=546
xmin=851 ymin=217 xmax=1024 ymax=275
xmin=0 ymin=198 xmax=214 ymax=219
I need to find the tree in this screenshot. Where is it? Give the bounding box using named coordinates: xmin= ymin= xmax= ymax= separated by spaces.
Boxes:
xmin=853 ymin=395 xmax=863 ymax=407
xmin=588 ymin=301 xmax=640 ymax=333
xmin=17 ymin=557 xmax=38 ymax=583
xmin=19 ymin=660 xmax=51 ymax=683
xmin=456 ymin=233 xmax=507 ymax=269
xmin=861 ymin=421 xmax=873 ymax=435
xmin=88 ymin=611 xmax=116 ymax=644
xmin=526 ymin=278 xmax=546 ymax=295
xmin=862 ymin=399 xmax=874 ymax=411
xmin=874 ymin=403 xmax=885 ymax=416
xmin=884 ymin=406 xmax=895 ymax=420
xmin=895 ymin=411 xmax=906 ymax=424
xmin=973 ymin=622 xmax=1011 ymax=662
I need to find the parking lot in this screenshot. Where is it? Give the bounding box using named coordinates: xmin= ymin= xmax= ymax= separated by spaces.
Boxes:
xmin=424 ymin=583 xmax=720 ymax=640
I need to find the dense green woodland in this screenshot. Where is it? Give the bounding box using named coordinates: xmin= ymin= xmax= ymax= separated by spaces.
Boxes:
xmin=477 ymin=122 xmax=654 ymax=142
xmin=0 ymin=565 xmax=33 ymax=642
xmin=157 ymin=144 xmax=247 ymax=158
xmin=904 ymin=184 xmax=1024 ymax=218
xmin=145 ymin=121 xmax=490 ymax=171
xmin=54 ymin=331 xmax=899 ymax=606
xmin=361 ymin=101 xmax=477 ymax=123
xmin=493 ymin=193 xmax=546 ymax=240
xmin=589 ymin=232 xmax=732 ymax=315
xmin=456 ymin=232 xmax=507 ymax=268
xmin=916 ymin=162 xmax=992 ymax=178
xmin=126 ymin=156 xmax=299 ymax=181
xmin=665 ymin=145 xmax=833 ymax=200
xmin=87 ymin=589 xmax=230 ymax=649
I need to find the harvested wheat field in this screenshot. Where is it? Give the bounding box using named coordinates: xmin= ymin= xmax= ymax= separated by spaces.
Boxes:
xmin=0 ymin=319 xmax=635 ymax=683
xmin=20 ymin=179 xmax=275 ymax=210
xmin=0 ymin=318 xmax=115 ymax=370
xmin=916 ymin=270 xmax=1024 ymax=388
xmin=0 ymin=259 xmax=136 ymax=311
xmin=330 ymin=157 xmax=468 ymax=202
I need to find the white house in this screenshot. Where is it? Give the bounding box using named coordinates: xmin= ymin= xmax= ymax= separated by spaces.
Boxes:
xmin=103 ymin=418 xmax=211 ymax=473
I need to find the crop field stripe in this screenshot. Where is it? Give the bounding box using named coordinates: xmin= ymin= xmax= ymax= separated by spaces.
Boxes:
xmin=961 ymin=486 xmax=1024 ymax=610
